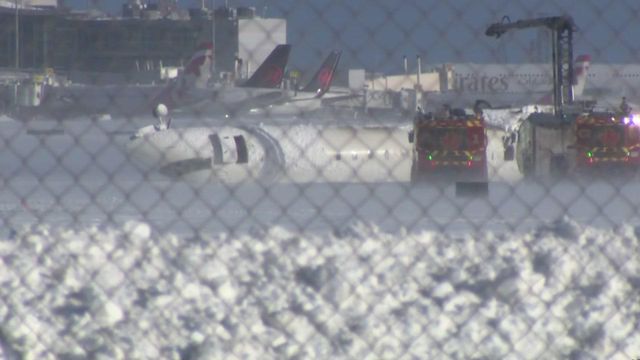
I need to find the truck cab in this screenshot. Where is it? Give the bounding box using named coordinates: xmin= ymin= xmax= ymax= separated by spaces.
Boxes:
xmin=574 ymin=112 xmax=640 ymax=171
xmin=409 ymin=109 xmax=488 ymax=183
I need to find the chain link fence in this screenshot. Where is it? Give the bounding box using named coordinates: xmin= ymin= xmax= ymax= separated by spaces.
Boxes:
xmin=1 ymin=0 xmax=640 ymax=358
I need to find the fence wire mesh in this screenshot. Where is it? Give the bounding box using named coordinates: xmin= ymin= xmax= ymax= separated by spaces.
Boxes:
xmin=1 ymin=0 xmax=640 ymax=359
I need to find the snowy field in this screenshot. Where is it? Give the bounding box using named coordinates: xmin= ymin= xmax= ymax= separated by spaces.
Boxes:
xmin=1 ymin=111 xmax=640 ymax=358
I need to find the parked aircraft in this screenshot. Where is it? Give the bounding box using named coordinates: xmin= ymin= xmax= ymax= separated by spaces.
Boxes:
xmin=8 ymin=43 xmax=292 ymax=122
xmin=168 ymin=49 xmax=343 ymax=120
xmin=244 ymin=50 xmax=351 ymax=118
xmin=153 ymin=44 xmax=292 ymax=120
xmin=421 ymin=55 xmax=591 ymax=110
xmin=578 ymin=63 xmax=640 ymax=113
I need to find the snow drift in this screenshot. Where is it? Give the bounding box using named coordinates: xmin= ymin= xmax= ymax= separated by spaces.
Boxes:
xmin=1 ymin=220 xmax=639 ymax=359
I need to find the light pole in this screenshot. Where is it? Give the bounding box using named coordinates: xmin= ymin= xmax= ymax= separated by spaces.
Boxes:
xmin=211 ymin=0 xmax=216 ymax=75
xmin=15 ymin=0 xmax=20 ymax=69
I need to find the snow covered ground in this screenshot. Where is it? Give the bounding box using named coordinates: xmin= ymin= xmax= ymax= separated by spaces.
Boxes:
xmin=2 ymin=220 xmax=639 ymax=359
xmin=1 ymin=110 xmax=640 ymax=358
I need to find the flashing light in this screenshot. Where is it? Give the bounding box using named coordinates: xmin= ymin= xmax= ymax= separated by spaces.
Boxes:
xmin=467 ymin=160 xmax=472 ymax=167
xmin=587 ymin=151 xmax=593 ymax=158
xmin=624 ymin=114 xmax=640 ymax=126
xmin=428 ymin=154 xmax=433 ymax=160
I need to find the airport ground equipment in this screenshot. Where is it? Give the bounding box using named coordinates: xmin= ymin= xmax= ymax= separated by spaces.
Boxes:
xmin=486 ymin=15 xmax=576 ymax=115
xmin=489 ymin=15 xmax=640 ymax=177
xmin=486 ymin=15 xmax=602 ymax=178
xmin=513 ymin=111 xmax=576 ymax=177
xmin=408 ymin=109 xmax=489 ymax=196
xmin=513 ymin=110 xmax=640 ymax=177
xmin=574 ymin=112 xmax=640 ymax=170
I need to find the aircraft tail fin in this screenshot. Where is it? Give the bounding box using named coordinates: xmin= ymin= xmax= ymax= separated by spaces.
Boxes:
xmin=573 ymin=54 xmax=591 ymax=97
xmin=300 ymin=50 xmax=342 ymax=97
xmin=150 ymin=42 xmax=213 ymax=116
xmin=241 ymin=44 xmax=292 ymax=88
xmin=181 ymin=41 xmax=214 ymax=89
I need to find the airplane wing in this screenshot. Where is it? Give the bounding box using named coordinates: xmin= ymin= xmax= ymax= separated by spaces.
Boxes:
xmin=320 ymin=92 xmax=363 ymax=105
xmin=223 ymin=90 xmax=288 ymax=116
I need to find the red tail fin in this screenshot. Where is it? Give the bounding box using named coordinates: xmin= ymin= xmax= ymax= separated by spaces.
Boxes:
xmin=573 ymin=54 xmax=591 ymax=96
xmin=241 ymin=44 xmax=292 ymax=88
xmin=301 ymin=50 xmax=342 ymax=98
xmin=150 ymin=42 xmax=213 ymax=114
xmin=183 ymin=41 xmax=214 ymax=88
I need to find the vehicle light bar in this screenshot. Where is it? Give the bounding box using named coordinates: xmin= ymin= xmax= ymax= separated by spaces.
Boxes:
xmin=623 ymin=114 xmax=640 ymax=126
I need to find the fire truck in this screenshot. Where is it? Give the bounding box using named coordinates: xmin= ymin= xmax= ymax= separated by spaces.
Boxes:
xmin=487 ymin=15 xmax=640 ymax=179
xmin=574 ymin=111 xmax=640 ymax=170
xmin=408 ymin=109 xmax=489 ymax=195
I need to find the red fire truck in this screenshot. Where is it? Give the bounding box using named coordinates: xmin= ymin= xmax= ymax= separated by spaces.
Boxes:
xmin=574 ymin=112 xmax=640 ymax=171
xmin=409 ymin=110 xmax=488 ymax=195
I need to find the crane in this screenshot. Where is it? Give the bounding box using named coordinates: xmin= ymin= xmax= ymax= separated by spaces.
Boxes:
xmin=486 ymin=15 xmax=576 ymax=116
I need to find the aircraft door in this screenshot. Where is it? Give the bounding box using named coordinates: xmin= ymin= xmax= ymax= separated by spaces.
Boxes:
xmin=234 ymin=135 xmax=249 ymax=164
xmin=209 ymin=133 xmax=249 ymax=166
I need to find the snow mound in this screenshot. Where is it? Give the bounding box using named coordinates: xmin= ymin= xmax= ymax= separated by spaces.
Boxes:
xmin=1 ymin=222 xmax=639 ymax=359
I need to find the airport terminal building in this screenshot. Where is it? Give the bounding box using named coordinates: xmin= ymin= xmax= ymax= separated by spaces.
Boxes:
xmin=0 ymin=0 xmax=286 ymax=84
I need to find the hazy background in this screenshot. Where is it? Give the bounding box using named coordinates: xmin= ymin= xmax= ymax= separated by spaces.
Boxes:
xmin=63 ymin=0 xmax=640 ymax=74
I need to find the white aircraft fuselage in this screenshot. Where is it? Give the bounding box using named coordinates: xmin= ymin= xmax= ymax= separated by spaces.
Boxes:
xmin=127 ymin=124 xmax=412 ymax=185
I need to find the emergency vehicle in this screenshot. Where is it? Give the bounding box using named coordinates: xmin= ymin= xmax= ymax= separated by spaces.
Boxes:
xmin=574 ymin=112 xmax=640 ymax=170
xmin=408 ymin=109 xmax=488 ymax=195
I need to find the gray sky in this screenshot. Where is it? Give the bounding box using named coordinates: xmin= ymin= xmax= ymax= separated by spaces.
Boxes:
xmin=67 ymin=0 xmax=640 ymax=73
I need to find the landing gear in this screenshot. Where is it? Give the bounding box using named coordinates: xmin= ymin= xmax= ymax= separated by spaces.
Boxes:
xmin=153 ymin=103 xmax=172 ymax=130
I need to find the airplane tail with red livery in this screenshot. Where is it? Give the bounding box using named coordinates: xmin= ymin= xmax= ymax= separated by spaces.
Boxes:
xmin=300 ymin=50 xmax=342 ymax=98
xmin=536 ymin=54 xmax=591 ymax=105
xmin=240 ymin=44 xmax=292 ymax=88
xmin=182 ymin=41 xmax=215 ymax=89
xmin=151 ymin=41 xmax=214 ymax=116
xmin=573 ymin=54 xmax=591 ymax=97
